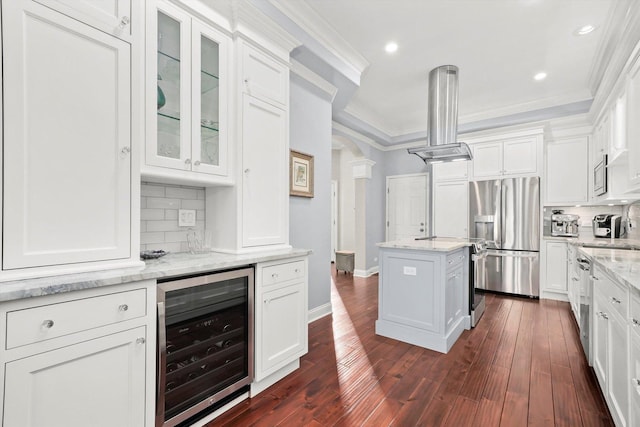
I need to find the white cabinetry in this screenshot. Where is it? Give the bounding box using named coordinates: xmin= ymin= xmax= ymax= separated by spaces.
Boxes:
xmin=471 ymin=137 xmax=538 ymax=179
xmin=2 ymin=0 xmax=139 ymax=275
xmin=433 ymin=161 xmax=468 ymax=181
xmin=253 ymin=257 xmax=308 ymax=395
xmin=627 ymin=52 xmax=640 ymax=189
xmin=33 ymin=0 xmax=132 ymax=41
xmin=543 ymin=241 xmax=568 ymax=296
xmin=0 ymin=282 xmax=156 ymax=427
xmin=545 ymin=137 xmax=589 ymax=205
xmin=630 ymin=288 xmax=640 ymax=427
xmin=592 ymin=266 xmax=629 ymax=427
xmin=144 ymin=0 xmax=231 ymax=185
xmin=433 ymin=181 xmax=468 ymax=238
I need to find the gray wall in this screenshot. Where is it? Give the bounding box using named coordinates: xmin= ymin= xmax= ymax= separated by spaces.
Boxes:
xmin=289 ymin=74 xmax=332 ymax=313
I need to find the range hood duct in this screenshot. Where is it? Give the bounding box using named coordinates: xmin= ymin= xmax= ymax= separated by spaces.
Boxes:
xmin=408 ymin=65 xmax=473 ymax=164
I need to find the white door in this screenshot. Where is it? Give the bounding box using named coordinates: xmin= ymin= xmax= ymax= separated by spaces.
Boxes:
xmin=3 ymin=1 xmax=131 ymax=269
xmin=386 ymin=174 xmax=428 ymax=240
xmin=331 ymin=180 xmax=338 ymax=262
xmin=4 ymin=327 xmax=146 ymax=427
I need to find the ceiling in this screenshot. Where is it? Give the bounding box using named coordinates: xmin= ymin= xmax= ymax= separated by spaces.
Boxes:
xmin=296 ymin=0 xmax=615 ymax=143
xmin=201 ymin=0 xmax=636 ymax=146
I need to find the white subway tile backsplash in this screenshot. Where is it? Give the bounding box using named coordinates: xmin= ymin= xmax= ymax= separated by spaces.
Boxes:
xmin=141 ymin=208 xmax=165 ymax=221
xmin=165 ymin=186 xmax=199 ymax=199
xmin=180 ymin=199 xmax=205 ymax=210
xmin=141 ymin=232 xmax=165 ymax=244
xmin=141 ymin=183 xmax=166 ymax=197
xmin=140 ymin=182 xmax=207 ymax=253
xmin=146 ymin=197 xmax=182 ymax=209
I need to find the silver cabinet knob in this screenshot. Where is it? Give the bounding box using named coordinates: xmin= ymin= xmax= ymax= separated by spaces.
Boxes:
xmin=121 ymin=146 xmax=131 ymax=155
xmin=136 ymin=337 xmax=145 ymax=345
xmin=419 ymin=228 xmax=424 ymax=232
xmin=42 ymin=320 xmax=54 ymax=329
xmin=611 ymin=297 xmax=621 ymax=304
xmin=598 ymin=311 xmax=609 ymax=320
xmin=244 ymin=168 xmax=250 ymax=174
xmin=632 ymin=318 xmax=640 ymax=327
xmin=185 ymin=158 xmax=191 ymax=165
xmin=119 ymin=16 xmax=130 ymax=29
xmin=194 ymin=160 xmax=201 ymax=166
xmin=633 ymin=378 xmax=640 ymax=386
xmin=118 ymin=304 xmax=129 ymax=312
xmin=271 ymin=273 xmax=279 ymax=279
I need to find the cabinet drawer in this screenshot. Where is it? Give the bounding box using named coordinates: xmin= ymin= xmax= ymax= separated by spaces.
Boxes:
xmin=446 ymin=250 xmax=465 ymax=269
xmin=6 ymin=289 xmax=146 ymax=349
xmin=595 ymin=271 xmax=628 ymax=319
xmin=261 ymin=260 xmax=305 ymax=287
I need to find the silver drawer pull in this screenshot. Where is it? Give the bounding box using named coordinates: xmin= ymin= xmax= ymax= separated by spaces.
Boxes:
xmin=571 ymin=278 xmax=579 ymax=282
xmin=598 ymin=311 xmax=609 ymax=320
xmin=271 ymin=273 xmax=279 ymax=279
xmin=448 ymin=260 xmax=453 ymax=264
xmin=42 ymin=320 xmax=54 ymax=329
xmin=118 ymin=304 xmax=129 ymax=312
xmin=294 ymin=268 xmax=300 ymax=273
xmin=632 ymin=318 xmax=640 ymax=327
xmin=611 ymin=297 xmax=621 ymax=305
xmin=633 ymin=378 xmax=640 ymax=386
xmin=136 ymin=337 xmax=145 ymax=345
xmin=592 ymin=276 xmax=599 ymax=281
xmin=119 ymin=16 xmax=130 ymax=29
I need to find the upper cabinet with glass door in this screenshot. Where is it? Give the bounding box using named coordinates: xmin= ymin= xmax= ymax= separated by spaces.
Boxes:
xmin=144 ymin=0 xmax=230 ymax=185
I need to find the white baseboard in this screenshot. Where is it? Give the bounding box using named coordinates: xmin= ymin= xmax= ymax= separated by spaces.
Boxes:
xmin=354 ymin=265 xmax=379 ymax=278
xmin=308 ymin=302 xmax=332 ymax=322
xmin=540 ymin=290 xmax=569 ymax=302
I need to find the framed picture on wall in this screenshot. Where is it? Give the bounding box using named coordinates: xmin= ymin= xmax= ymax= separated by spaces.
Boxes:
xmin=290 ymin=150 xmax=314 ymax=198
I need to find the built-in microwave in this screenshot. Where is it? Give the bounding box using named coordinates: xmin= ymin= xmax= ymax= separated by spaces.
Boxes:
xmin=593 ymin=154 xmax=607 ymax=196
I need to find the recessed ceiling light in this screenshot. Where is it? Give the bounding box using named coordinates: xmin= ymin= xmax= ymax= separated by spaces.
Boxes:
xmin=385 ymin=42 xmax=398 ymax=53
xmin=575 ymin=24 xmax=596 ymax=36
xmin=608 ymin=203 xmax=614 ymax=206
xmin=534 ymin=72 xmax=547 ymax=81
xmin=621 ymin=200 xmax=628 ymax=203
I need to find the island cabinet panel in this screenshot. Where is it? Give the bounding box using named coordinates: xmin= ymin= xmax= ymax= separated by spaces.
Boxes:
xmin=376 ymin=246 xmax=470 ymax=354
xmin=379 ymin=252 xmax=441 ymax=333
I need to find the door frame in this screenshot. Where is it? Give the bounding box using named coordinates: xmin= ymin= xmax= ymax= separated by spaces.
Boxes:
xmin=331 ymin=180 xmax=338 ymax=263
xmin=385 ymin=173 xmax=429 ymax=241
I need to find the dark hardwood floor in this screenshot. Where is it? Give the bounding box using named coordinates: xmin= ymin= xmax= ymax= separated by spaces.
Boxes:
xmin=209 ymin=267 xmax=613 ymax=426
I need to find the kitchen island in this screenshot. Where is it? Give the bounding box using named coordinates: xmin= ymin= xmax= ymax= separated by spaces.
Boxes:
xmin=375 ymin=238 xmax=471 ymax=353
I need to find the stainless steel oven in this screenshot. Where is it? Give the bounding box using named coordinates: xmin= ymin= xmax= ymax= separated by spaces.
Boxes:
xmin=469 ymin=241 xmax=487 ymax=327
xmin=156 ymin=267 xmax=254 ymax=427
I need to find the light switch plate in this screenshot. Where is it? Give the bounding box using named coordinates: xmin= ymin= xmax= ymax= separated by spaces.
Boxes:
xmin=178 ymin=209 xmax=196 ymax=227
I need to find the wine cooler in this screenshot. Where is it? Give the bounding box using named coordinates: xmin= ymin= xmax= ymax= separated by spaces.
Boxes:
xmin=156 ymin=267 xmax=254 ymax=427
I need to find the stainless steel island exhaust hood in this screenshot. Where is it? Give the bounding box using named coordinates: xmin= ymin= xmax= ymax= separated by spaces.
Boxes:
xmin=408 ymin=65 xmax=472 ymax=164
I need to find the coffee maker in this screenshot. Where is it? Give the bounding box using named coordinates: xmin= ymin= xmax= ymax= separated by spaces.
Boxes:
xmin=593 ymin=214 xmax=624 ymax=238
xmin=551 ymin=213 xmax=580 ymax=237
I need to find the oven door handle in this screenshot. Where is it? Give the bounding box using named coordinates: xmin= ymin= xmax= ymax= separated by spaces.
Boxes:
xmin=471 ymin=252 xmax=487 ymax=261
xmin=156 ymin=301 xmax=167 ymax=427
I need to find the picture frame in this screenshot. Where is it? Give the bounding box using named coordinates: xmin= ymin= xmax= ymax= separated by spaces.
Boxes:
xmin=289 ymin=150 xmax=314 ymax=198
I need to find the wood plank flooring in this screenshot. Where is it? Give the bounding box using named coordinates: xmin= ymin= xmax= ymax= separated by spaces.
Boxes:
xmin=208 ymin=267 xmax=613 ymax=426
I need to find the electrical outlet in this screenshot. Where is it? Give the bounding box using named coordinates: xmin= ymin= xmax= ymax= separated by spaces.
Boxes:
xmin=178 ymin=209 xmax=196 ymax=227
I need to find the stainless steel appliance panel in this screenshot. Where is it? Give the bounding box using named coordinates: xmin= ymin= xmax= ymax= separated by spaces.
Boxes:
xmin=484 ymin=251 xmax=503 ymax=293
xmin=501 ymin=177 xmax=540 ymax=251
xmin=498 ymin=250 xmax=539 ymax=296
xmin=469 ymin=180 xmax=501 ymax=246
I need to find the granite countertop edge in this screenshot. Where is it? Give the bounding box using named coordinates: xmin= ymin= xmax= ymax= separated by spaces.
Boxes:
xmin=0 ymin=248 xmax=312 ymax=303
xmin=542 ymin=235 xmax=640 ymax=250
xmin=377 ymin=238 xmax=471 ymax=252
xmin=577 ymin=247 xmax=640 ymax=292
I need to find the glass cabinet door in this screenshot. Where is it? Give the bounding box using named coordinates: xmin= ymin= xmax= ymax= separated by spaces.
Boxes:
xmin=191 ymin=21 xmax=228 ymax=176
xmin=146 ymin=1 xmax=228 ymax=178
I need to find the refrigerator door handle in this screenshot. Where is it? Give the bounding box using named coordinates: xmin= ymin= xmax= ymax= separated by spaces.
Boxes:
xmin=486 ymin=250 xmax=538 ymax=258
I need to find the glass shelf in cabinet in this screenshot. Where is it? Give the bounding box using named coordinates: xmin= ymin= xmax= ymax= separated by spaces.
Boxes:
xmin=158 ymin=111 xmax=181 ymax=138
xmin=200 ymin=120 xmax=219 ymax=132
xmin=201 ymin=69 xmax=219 ymax=93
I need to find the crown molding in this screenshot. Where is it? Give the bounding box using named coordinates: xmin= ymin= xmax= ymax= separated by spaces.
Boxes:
xmin=290 ymin=60 xmax=338 ymax=102
xmin=332 ymin=121 xmax=387 ymax=152
xmin=268 ymin=0 xmax=369 ymax=78
xmin=231 ymin=0 xmax=301 ymax=58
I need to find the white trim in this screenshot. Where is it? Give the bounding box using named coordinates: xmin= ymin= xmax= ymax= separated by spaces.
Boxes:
xmin=290 ymin=60 xmax=338 ymax=102
xmin=354 ymin=266 xmax=379 ymax=278
xmin=350 ymin=158 xmax=375 ymax=179
xmin=332 ymin=121 xmax=385 ymax=150
xmin=269 ymin=0 xmax=369 ymax=77
xmin=308 ymin=303 xmax=332 ymax=323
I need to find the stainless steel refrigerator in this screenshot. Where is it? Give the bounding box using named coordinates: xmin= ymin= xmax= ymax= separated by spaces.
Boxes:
xmin=468 ymin=177 xmax=540 ymax=297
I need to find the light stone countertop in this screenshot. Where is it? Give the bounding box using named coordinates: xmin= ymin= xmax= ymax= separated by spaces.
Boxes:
xmin=577 ymin=247 xmax=640 ymax=292
xmin=378 ymin=237 xmax=471 ymax=252
xmin=543 ymin=235 xmax=640 ymax=250
xmin=0 ymin=248 xmax=311 ymax=303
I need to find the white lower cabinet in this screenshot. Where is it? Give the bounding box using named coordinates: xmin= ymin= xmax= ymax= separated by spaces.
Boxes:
xmin=592 ymin=266 xmax=629 ymax=427
xmin=543 ymin=241 xmax=568 ymax=295
xmin=444 ymin=263 xmax=464 ymax=333
xmin=631 ymin=332 xmax=640 ymax=427
xmin=0 ymin=282 xmax=156 ymax=427
xmin=253 ymin=257 xmax=308 ymax=394
xmin=4 ymin=327 xmax=146 ymax=427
